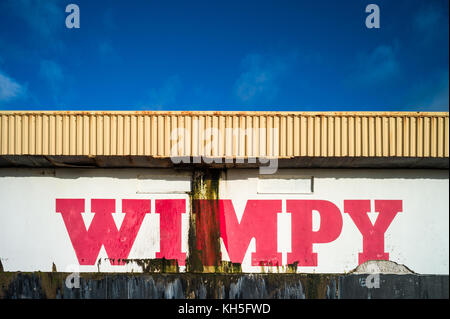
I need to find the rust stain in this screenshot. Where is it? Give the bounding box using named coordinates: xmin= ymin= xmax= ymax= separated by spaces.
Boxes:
xmin=187 ymin=170 xmax=222 ymax=272
xmin=194 ymin=199 xmax=221 ymax=270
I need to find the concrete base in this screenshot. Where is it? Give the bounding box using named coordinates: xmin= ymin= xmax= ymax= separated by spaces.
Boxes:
xmin=0 ymin=273 xmax=448 ymax=299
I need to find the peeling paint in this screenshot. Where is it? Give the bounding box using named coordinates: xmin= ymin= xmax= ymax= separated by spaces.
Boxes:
xmin=350 ymin=260 xmax=415 ymax=274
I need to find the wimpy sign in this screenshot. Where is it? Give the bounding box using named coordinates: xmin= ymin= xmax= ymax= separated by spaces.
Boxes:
xmin=55 ymin=198 xmax=402 ymax=268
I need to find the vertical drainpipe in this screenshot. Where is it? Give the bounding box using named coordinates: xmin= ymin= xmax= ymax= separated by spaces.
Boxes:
xmin=187 ymin=169 xmax=222 ymax=273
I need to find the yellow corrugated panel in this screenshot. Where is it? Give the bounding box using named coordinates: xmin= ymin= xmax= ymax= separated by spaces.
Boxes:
xmin=0 ymin=111 xmax=448 ymax=158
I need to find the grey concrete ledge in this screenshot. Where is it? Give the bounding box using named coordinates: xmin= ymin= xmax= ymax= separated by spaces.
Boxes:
xmin=0 ymin=155 xmax=448 ymax=169
xmin=0 ymin=273 xmax=448 ymax=299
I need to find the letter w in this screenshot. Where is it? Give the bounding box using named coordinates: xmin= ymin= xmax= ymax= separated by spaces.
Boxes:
xmin=56 ymin=199 xmax=150 ymax=265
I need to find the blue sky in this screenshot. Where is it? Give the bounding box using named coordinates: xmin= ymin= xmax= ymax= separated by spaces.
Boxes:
xmin=0 ymin=0 xmax=448 ymax=111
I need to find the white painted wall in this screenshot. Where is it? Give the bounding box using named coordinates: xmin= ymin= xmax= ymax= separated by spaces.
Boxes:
xmin=0 ymin=167 xmax=448 ymax=274
xmin=0 ymin=168 xmax=191 ymax=273
xmin=219 ymin=169 xmax=449 ymax=274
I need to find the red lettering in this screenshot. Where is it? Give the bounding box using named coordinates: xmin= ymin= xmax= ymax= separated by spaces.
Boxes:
xmin=219 ymin=200 xmax=282 ymax=266
xmin=55 ymin=199 xmax=150 ymax=265
xmin=155 ymin=199 xmax=186 ymax=266
xmin=56 ymin=197 xmax=404 ymax=268
xmin=287 ymin=200 xmax=343 ymax=266
xmin=344 ymin=200 xmax=402 ymax=264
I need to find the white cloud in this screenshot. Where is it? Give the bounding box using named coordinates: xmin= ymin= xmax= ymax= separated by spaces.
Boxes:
xmin=6 ymin=0 xmax=63 ymax=40
xmin=103 ymin=8 xmax=118 ymax=31
xmin=406 ymin=71 xmax=449 ymax=110
xmin=421 ymin=72 xmax=448 ymax=109
xmin=414 ymin=5 xmax=443 ymax=32
xmin=40 ymin=59 xmax=63 ymax=82
xmin=413 ymin=4 xmax=446 ymax=45
xmin=430 ymin=86 xmax=449 ymax=109
xmin=98 ymin=41 xmax=120 ymax=61
xmin=352 ymin=44 xmax=400 ymax=86
xmin=0 ymin=71 xmax=24 ymax=103
xmin=234 ymin=54 xmax=289 ymax=103
xmin=39 ymin=59 xmax=63 ymax=104
xmin=99 ymin=41 xmax=114 ymax=56
xmin=145 ymin=75 xmax=182 ymax=108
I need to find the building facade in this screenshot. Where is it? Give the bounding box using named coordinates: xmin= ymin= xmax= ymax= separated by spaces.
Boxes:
xmin=0 ymin=111 xmax=448 ymax=298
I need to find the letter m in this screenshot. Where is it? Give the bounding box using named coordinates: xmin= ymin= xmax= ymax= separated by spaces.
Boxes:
xmin=56 ymin=199 xmax=150 ymax=265
xmin=219 ymin=200 xmax=281 ymax=266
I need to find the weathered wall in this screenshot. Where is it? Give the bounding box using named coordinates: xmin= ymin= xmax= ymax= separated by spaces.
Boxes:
xmin=0 ymin=167 xmax=448 ymax=275
xmin=0 ymin=272 xmax=448 ymax=299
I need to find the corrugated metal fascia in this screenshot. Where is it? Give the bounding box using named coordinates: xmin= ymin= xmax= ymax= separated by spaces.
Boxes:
xmin=0 ymin=111 xmax=446 ymax=116
xmin=0 ymin=111 xmax=448 ymax=158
